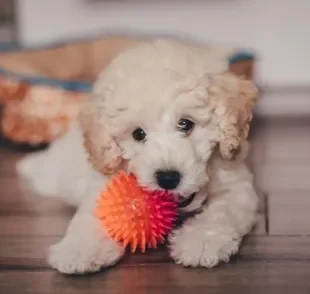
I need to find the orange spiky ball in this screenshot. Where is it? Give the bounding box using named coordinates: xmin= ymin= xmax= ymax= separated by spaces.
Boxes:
xmin=95 ymin=171 xmax=178 ymax=253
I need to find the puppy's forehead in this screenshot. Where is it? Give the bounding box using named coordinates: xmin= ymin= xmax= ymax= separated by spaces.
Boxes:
xmin=105 ymin=69 xmax=211 ymax=131
xmin=111 ymin=69 xmax=202 ymax=108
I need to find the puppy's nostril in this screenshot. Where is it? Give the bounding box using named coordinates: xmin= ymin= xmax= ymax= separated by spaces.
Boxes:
xmin=155 ymin=170 xmax=181 ymax=190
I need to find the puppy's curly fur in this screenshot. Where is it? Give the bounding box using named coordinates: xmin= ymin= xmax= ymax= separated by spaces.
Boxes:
xmin=17 ymin=38 xmax=258 ymax=274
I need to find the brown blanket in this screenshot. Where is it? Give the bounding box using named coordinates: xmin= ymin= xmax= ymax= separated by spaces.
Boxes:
xmin=0 ymin=36 xmax=140 ymax=83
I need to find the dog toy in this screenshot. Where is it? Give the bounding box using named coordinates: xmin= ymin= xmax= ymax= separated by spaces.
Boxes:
xmin=95 ymin=171 xmax=178 ymax=253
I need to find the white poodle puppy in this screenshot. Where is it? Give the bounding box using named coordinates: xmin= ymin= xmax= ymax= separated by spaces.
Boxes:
xmin=17 ymin=39 xmax=258 ymax=274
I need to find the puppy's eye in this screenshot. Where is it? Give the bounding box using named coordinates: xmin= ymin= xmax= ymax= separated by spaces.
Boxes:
xmin=132 ymin=128 xmax=147 ymax=142
xmin=177 ymin=118 xmax=195 ymax=134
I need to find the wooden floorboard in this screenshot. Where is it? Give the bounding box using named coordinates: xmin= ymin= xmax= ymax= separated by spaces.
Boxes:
xmin=1 ymin=261 xmax=310 ymax=294
xmin=268 ymin=189 xmax=310 ymax=235
xmin=1 ymin=117 xmax=310 ymax=293
xmin=1 ymin=236 xmax=309 ymax=270
xmin=0 ymin=178 xmax=75 ymax=216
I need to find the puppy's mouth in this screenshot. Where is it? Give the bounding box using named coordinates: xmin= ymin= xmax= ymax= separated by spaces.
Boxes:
xmin=178 ymin=193 xmax=196 ymax=208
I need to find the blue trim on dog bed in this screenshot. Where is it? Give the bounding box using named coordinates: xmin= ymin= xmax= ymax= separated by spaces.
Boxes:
xmin=0 ymin=43 xmax=20 ymax=51
xmin=229 ymin=52 xmax=255 ymax=65
xmin=0 ymin=41 xmax=254 ymax=93
xmin=0 ymin=41 xmax=92 ymax=92
xmin=0 ymin=67 xmax=92 ymax=92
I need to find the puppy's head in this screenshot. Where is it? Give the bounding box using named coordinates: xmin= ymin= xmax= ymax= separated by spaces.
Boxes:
xmin=79 ymin=40 xmax=257 ymax=205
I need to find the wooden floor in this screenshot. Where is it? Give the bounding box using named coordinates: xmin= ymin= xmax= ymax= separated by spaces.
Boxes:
xmin=0 ymin=118 xmax=310 ymax=294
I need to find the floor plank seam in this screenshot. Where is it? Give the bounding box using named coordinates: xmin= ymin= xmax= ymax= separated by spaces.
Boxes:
xmin=264 ymin=192 xmax=270 ymax=234
xmin=0 ymin=266 xmax=52 ymax=272
xmin=2 ymin=256 xmax=310 ymax=273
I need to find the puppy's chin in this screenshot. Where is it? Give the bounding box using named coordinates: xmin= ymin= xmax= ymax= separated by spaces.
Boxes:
xmin=141 ymin=182 xmax=199 ymax=209
xmin=178 ymin=193 xmax=197 ymax=208
xmin=138 ymin=180 xmax=198 ymax=203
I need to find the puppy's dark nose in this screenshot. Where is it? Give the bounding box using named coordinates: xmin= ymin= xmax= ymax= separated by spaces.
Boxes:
xmin=155 ymin=170 xmax=181 ymax=190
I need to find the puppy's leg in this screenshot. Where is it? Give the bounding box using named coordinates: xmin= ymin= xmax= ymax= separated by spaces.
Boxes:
xmin=49 ymin=197 xmax=124 ymax=274
xmin=169 ymin=165 xmax=258 ymax=268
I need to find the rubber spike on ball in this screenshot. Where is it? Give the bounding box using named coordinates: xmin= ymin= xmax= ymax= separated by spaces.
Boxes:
xmin=95 ymin=171 xmax=178 ymax=253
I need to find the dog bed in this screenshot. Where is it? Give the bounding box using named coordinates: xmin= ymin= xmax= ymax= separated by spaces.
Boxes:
xmin=0 ymin=36 xmax=255 ymax=146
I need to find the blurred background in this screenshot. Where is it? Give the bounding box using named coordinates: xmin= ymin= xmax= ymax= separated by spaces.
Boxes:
xmin=1 ymin=0 xmax=310 ymax=116
xmin=0 ymin=2 xmax=310 ymax=291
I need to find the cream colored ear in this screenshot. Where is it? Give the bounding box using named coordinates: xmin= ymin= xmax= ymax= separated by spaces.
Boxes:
xmin=79 ymin=94 xmax=123 ymax=175
xmin=207 ymin=73 xmax=258 ymax=160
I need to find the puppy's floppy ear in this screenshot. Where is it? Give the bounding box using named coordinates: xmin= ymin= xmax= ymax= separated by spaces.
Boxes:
xmin=79 ymin=91 xmax=123 ymax=175
xmin=207 ymin=72 xmax=258 ymax=160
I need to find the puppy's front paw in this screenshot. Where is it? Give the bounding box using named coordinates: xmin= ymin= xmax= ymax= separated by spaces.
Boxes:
xmin=169 ymin=227 xmax=241 ymax=268
xmin=48 ymin=235 xmax=124 ymax=274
